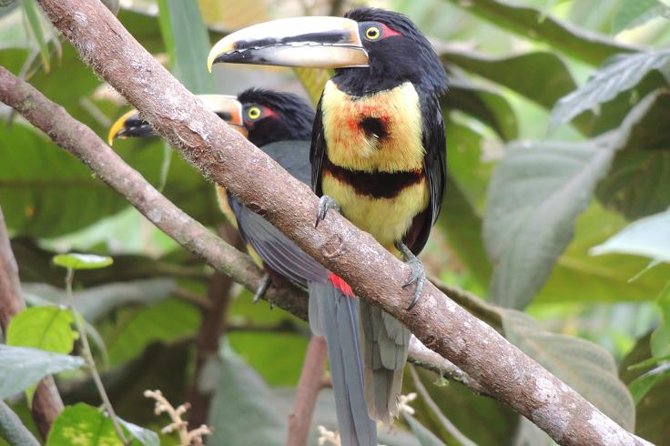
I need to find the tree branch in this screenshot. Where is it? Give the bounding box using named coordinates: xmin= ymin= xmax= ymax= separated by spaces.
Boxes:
xmin=0 ymin=206 xmax=64 ymax=439
xmin=0 ymin=1 xmax=650 ymax=443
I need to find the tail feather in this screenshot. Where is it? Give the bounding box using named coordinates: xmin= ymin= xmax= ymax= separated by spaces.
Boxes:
xmin=359 ymin=300 xmax=410 ymax=423
xmin=308 ymin=281 xmax=377 ymax=446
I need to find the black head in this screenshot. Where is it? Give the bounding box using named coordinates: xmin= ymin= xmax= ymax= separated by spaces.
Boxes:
xmin=340 ymin=7 xmax=447 ymax=94
xmin=237 ymin=88 xmax=315 ymax=147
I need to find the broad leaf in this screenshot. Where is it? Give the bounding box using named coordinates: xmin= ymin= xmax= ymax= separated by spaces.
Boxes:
xmin=0 ymin=345 xmax=84 ymax=398
xmin=550 ymin=51 xmax=670 ymax=130
xmin=611 ymin=0 xmax=667 ymax=34
xmin=6 ymin=306 xmax=77 ymax=354
xmin=53 ymin=253 xmax=113 ymax=270
xmin=651 ymin=281 xmax=670 ymax=358
xmin=46 ymin=403 xmax=126 ymax=446
xmin=444 ymin=0 xmax=636 ymax=66
xmin=502 ymin=310 xmax=635 ymax=430
xmin=22 ymin=278 xmax=176 ymax=322
xmin=590 ymin=209 xmax=670 ymax=263
xmin=21 ymin=0 xmax=50 ymax=72
xmin=485 ymin=91 xmax=667 ymax=308
xmin=484 ymin=137 xmax=615 ymax=308
xmin=118 ymin=418 xmax=159 ymax=446
xmin=207 ymin=343 xmax=285 ymax=446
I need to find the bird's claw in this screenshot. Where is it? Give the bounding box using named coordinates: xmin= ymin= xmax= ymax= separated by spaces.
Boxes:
xmin=252 ymin=274 xmax=271 ymax=303
xmin=315 ymin=195 xmax=340 ymax=228
xmin=396 ymin=242 xmax=425 ymax=310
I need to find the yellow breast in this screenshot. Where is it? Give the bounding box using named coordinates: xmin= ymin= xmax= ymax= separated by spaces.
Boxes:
xmin=321 ymin=81 xmax=424 ymax=173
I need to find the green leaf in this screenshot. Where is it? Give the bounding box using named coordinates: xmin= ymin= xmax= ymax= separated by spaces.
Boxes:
xmin=611 ymin=0 xmax=667 ymax=34
xmin=46 ymin=403 xmax=123 ymax=446
xmin=550 ymin=51 xmax=670 ymax=130
xmin=444 ymin=0 xmax=636 ymax=66
xmin=157 ymin=0 xmax=214 ymax=93
xmin=0 ymin=400 xmax=40 ymax=446
xmin=502 ymin=310 xmax=635 ymax=430
xmin=6 ymin=307 xmax=77 ymax=354
xmin=0 ymin=345 xmax=84 ymax=398
xmin=485 ymin=90 xmax=666 ymax=308
xmin=21 ymin=0 xmax=50 ymax=72
xmin=402 ymin=413 xmax=448 ymax=446
xmin=53 ymin=253 xmax=113 ymax=270
xmin=484 ymin=138 xmax=615 ymax=308
xmin=590 ymin=209 xmax=670 ymax=263
xmin=207 ymin=343 xmax=286 ymax=446
xmin=23 ymin=278 xmax=177 ymax=322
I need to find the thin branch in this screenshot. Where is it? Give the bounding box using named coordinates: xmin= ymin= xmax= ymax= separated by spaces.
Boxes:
xmin=0 ymin=2 xmax=652 ymax=442
xmin=0 ymin=205 xmax=64 ymax=438
xmin=409 ymin=365 xmax=477 ymax=446
xmin=287 ymin=336 xmax=329 ymax=446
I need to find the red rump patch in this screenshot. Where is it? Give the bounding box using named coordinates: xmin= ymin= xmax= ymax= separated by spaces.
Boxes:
xmin=328 ymin=273 xmax=354 ymax=297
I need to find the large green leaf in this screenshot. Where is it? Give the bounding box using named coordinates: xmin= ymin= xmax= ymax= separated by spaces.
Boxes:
xmin=550 ymin=51 xmax=670 ymax=130
xmin=443 ymin=0 xmax=636 ymax=66
xmin=157 ymin=0 xmax=214 ymax=93
xmin=22 ymin=278 xmax=176 ymax=322
xmin=6 ymin=306 xmax=77 ymax=354
xmin=485 ymin=91 xmax=667 ymax=308
xmin=590 ymin=208 xmax=670 ymax=263
xmin=207 ymin=344 xmax=285 ymax=446
xmin=502 ymin=310 xmax=635 ymax=430
xmin=0 ymin=345 xmax=84 ymax=398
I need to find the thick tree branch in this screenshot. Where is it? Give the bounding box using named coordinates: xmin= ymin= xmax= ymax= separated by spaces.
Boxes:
xmin=0 ymin=206 xmax=64 ymax=439
xmin=1 ymin=0 xmax=650 ymax=443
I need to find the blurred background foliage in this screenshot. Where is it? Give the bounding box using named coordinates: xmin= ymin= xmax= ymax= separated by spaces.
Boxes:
xmin=1 ymin=0 xmax=670 ymax=444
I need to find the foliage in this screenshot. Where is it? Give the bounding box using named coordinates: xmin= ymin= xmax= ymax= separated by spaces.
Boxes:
xmin=1 ymin=0 xmax=670 ymax=444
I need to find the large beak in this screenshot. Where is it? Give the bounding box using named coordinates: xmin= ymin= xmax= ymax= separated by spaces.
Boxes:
xmin=108 ymin=95 xmax=246 ymax=145
xmin=207 ymin=16 xmax=368 ymax=71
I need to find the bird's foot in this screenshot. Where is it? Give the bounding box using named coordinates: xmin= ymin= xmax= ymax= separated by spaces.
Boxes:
xmin=396 ymin=242 xmax=425 ymax=310
xmin=315 ymin=195 xmax=340 ymax=228
xmin=252 ymin=274 xmax=272 ymax=303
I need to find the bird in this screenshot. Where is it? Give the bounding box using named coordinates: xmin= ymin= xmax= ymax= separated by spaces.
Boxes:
xmin=108 ymin=89 xmax=377 ymax=446
xmin=208 ymin=7 xmax=448 ymax=423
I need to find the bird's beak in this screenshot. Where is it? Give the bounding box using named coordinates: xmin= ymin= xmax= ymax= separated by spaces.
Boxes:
xmin=108 ymin=95 xmax=246 ymax=145
xmin=207 ymin=16 xmax=368 ymax=71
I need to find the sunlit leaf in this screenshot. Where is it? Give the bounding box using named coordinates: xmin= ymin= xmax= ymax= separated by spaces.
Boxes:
xmin=53 ymin=253 xmax=113 ymax=270
xmin=46 ymin=403 xmax=124 ymax=446
xmin=0 ymin=345 xmax=84 ymax=398
xmin=6 ymin=306 xmax=77 ymax=354
xmin=550 ymin=51 xmax=670 ymax=130
xmin=444 ymin=0 xmax=636 ymax=66
xmin=502 ymin=310 xmax=635 ymax=430
xmin=611 ymin=0 xmax=667 ymax=34
xmin=590 ymin=209 xmax=670 ymax=263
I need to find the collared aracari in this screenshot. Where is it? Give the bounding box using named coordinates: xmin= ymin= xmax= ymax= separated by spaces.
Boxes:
xmin=108 ymin=89 xmax=377 ymax=446
xmin=208 ymin=7 xmax=448 ymax=423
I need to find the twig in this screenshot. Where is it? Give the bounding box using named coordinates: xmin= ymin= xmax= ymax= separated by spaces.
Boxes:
xmin=0 ymin=5 xmax=652 ymax=441
xmin=0 ymin=205 xmax=64 ymax=438
xmin=287 ymin=336 xmax=329 ymax=446
xmin=64 ymin=267 xmax=128 ymax=444
xmin=409 ymin=365 xmax=477 ymax=446
xmin=173 ymin=287 xmax=212 ymax=310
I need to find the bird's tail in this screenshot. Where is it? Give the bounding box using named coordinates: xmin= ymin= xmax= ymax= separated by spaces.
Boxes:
xmin=359 ymin=299 xmax=410 ymax=423
xmin=308 ymin=275 xmax=377 ymax=446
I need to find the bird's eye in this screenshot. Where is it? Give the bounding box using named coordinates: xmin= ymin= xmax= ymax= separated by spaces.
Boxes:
xmin=247 ymin=106 xmax=262 ymax=120
xmin=365 ymin=26 xmax=381 ymax=40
